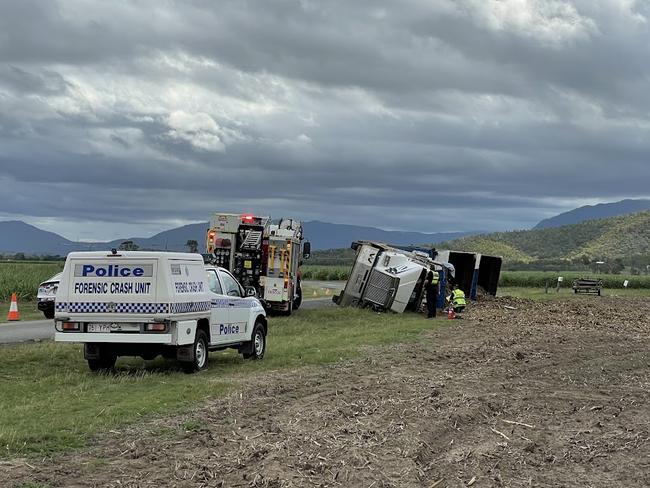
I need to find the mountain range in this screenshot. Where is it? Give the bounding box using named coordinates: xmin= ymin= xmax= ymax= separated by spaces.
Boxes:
xmin=442 ymin=210 xmax=650 ymax=262
xmin=534 ymin=199 xmax=650 ymax=229
xmin=0 ymin=220 xmax=473 ymax=255
xmin=4 ymin=198 xmax=650 ymax=257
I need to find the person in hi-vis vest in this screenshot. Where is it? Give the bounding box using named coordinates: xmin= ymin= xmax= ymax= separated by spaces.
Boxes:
xmin=450 ymin=284 xmax=467 ymax=314
xmin=424 ymin=269 xmax=439 ymax=318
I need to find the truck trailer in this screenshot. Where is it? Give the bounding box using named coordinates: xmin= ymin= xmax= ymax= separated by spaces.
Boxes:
xmin=206 ymin=213 xmax=310 ymax=314
xmin=434 ymin=250 xmax=502 ymax=300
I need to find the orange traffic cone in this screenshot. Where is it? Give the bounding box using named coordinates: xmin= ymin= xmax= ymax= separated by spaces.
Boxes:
xmin=7 ymin=293 xmax=20 ymax=321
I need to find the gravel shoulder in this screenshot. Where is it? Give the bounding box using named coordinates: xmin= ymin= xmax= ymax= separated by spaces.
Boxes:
xmin=4 ymin=296 xmax=650 ymax=487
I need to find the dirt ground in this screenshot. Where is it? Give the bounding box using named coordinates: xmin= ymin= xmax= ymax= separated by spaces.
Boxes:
xmin=4 ymin=297 xmax=650 ymax=488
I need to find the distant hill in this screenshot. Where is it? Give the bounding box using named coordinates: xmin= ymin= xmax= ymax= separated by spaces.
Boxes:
xmin=102 ymin=223 xmax=208 ymax=252
xmin=0 ymin=220 xmax=476 ymax=255
xmin=302 ymin=221 xmax=472 ymax=250
xmin=0 ymin=221 xmax=78 ymax=255
xmin=534 ymin=199 xmax=650 ymax=229
xmin=442 ymin=210 xmax=650 ymax=262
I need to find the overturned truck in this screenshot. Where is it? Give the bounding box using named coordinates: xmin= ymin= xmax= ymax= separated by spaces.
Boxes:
xmin=333 ymin=241 xmax=502 ymax=313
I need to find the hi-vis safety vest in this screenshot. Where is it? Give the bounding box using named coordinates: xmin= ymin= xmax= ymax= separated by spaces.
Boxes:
xmin=431 ymin=271 xmax=439 ymax=285
xmin=452 ymin=289 xmax=466 ymax=307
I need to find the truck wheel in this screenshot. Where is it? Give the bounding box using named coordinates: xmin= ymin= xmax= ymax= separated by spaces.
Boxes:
xmin=181 ymin=329 xmax=209 ymax=373
xmin=87 ymin=347 xmax=117 ymax=372
xmin=293 ymin=283 xmax=303 ymax=310
xmin=242 ymin=322 xmax=266 ymax=360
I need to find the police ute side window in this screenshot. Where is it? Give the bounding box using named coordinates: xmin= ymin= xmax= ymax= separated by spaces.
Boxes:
xmin=219 ymin=270 xmax=242 ymax=297
xmin=206 ymin=270 xmax=223 ymax=295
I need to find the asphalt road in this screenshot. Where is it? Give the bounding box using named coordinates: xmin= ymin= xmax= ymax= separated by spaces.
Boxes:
xmin=0 ymin=297 xmax=335 ymax=345
xmin=304 ymin=280 xmax=345 ymax=290
xmin=0 ymin=319 xmax=53 ymax=344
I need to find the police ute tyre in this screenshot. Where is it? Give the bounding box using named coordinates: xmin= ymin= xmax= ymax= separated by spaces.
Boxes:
xmin=182 ymin=329 xmax=209 ymax=373
xmin=88 ymin=348 xmax=117 ymax=372
xmin=243 ymin=322 xmax=266 ymax=360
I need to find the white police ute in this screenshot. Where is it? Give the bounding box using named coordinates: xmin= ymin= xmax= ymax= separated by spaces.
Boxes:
xmin=54 ymin=251 xmax=267 ymax=372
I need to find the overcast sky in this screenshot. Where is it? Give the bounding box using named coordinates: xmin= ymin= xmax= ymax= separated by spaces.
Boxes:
xmin=1 ymin=0 xmax=649 ymax=241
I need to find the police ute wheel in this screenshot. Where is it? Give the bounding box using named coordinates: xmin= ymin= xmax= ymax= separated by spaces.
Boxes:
xmin=87 ymin=347 xmax=117 ymax=372
xmin=182 ymin=329 xmax=209 ymax=373
xmin=242 ymin=322 xmax=266 ymax=360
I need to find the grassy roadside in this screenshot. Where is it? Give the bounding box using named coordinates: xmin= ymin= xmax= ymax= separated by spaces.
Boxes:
xmin=0 ymin=307 xmax=444 ymax=458
xmin=1 ymin=300 xmax=44 ymax=322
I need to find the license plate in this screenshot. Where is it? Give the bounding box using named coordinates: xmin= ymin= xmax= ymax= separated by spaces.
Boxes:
xmin=87 ymin=324 xmax=111 ymax=333
xmin=266 ymin=287 xmax=282 ymax=296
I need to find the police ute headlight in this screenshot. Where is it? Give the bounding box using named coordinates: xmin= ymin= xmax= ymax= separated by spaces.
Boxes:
xmin=145 ymin=322 xmax=167 ymax=333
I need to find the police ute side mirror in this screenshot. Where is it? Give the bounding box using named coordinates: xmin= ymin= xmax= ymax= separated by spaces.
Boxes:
xmin=302 ymin=241 xmax=311 ymax=259
xmin=245 ymin=286 xmax=257 ymax=297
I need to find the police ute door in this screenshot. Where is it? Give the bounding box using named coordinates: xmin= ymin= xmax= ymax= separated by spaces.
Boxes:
xmin=205 ymin=268 xmax=234 ymax=345
xmin=217 ymin=269 xmax=248 ymax=342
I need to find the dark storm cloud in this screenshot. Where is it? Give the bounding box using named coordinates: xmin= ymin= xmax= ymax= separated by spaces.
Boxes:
xmin=0 ymin=0 xmax=649 ymax=239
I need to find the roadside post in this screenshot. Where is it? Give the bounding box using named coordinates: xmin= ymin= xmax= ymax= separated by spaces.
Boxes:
xmin=556 ymin=276 xmax=563 ymax=293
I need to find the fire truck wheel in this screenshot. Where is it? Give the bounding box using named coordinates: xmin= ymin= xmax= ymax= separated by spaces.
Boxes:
xmin=293 ymin=284 xmax=303 ymax=310
xmin=242 ymin=322 xmax=266 ymax=360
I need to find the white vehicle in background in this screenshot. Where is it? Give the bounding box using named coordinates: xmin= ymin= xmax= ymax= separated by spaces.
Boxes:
xmin=37 ymin=272 xmax=62 ymax=319
xmin=54 ymin=251 xmax=267 ymax=372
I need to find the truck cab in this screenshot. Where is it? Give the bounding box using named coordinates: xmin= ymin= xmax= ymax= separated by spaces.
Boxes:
xmin=54 ymin=251 xmax=267 ymax=372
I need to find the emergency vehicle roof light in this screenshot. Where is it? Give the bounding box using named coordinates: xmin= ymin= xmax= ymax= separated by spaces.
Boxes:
xmin=241 ymin=213 xmax=255 ymax=222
